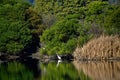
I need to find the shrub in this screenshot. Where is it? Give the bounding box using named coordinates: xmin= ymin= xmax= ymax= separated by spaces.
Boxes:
xmin=40 ymin=14 xmax=95 ymax=55
xmin=40 ymin=19 xmax=80 ymax=55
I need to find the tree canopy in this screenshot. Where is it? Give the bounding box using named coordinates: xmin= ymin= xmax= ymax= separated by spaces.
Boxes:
xmin=0 ymin=0 xmax=120 ymax=55
xmin=38 ymin=0 xmax=120 ymax=55
xmin=0 ymin=0 xmax=39 ymax=54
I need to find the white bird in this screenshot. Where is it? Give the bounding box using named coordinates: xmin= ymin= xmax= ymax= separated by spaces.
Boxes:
xmin=56 ymin=53 xmax=61 ymax=60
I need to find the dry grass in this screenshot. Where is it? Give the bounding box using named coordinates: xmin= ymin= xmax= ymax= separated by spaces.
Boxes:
xmin=73 ymin=35 xmax=120 ymax=60
xmin=73 ymin=61 xmax=120 ymax=80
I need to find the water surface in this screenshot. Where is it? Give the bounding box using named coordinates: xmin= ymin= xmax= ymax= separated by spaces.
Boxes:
xmin=0 ymin=58 xmax=120 ymax=80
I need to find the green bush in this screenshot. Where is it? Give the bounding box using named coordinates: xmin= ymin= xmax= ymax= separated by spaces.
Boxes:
xmin=77 ymin=34 xmax=93 ymax=47
xmin=40 ymin=19 xmax=80 ymax=55
xmin=40 ymin=15 xmax=93 ymax=55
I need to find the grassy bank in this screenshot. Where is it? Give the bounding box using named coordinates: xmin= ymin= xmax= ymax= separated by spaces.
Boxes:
xmin=73 ymin=35 xmax=120 ymax=60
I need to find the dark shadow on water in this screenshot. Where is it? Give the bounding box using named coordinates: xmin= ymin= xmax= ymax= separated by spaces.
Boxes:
xmin=0 ymin=57 xmax=41 ymax=80
xmin=18 ymin=57 xmax=41 ymax=78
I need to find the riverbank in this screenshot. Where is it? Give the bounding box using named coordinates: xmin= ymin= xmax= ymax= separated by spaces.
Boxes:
xmin=0 ymin=35 xmax=120 ymax=62
xmin=0 ymin=52 xmax=74 ymax=63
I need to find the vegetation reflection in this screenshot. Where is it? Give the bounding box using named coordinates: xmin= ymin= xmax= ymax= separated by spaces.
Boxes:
xmin=0 ymin=61 xmax=34 ymax=80
xmin=73 ymin=61 xmax=120 ymax=80
xmin=40 ymin=61 xmax=91 ymax=80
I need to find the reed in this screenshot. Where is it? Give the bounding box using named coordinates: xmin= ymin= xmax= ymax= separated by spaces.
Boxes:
xmin=73 ymin=35 xmax=120 ymax=60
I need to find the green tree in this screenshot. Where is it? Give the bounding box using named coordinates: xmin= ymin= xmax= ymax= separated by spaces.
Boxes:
xmin=0 ymin=19 xmax=32 ymax=54
xmin=104 ymin=7 xmax=120 ymax=34
xmin=25 ymin=8 xmax=45 ymax=35
xmin=82 ymin=1 xmax=110 ymax=37
xmin=34 ymin=0 xmax=88 ymax=19
xmin=0 ymin=0 xmax=40 ymax=54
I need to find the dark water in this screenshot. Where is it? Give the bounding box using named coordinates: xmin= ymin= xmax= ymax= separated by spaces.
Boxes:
xmin=0 ymin=58 xmax=120 ymax=80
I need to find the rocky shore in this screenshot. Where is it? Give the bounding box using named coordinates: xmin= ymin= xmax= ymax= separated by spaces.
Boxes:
xmin=0 ymin=52 xmax=74 ymax=63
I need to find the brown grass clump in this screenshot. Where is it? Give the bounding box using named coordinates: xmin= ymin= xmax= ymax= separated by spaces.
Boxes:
xmin=73 ymin=35 xmax=120 ymax=60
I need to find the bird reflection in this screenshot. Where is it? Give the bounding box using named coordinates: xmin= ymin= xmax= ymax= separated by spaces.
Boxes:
xmin=56 ymin=60 xmax=62 ymax=67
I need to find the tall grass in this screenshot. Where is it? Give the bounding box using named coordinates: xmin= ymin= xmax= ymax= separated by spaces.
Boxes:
xmin=73 ymin=35 xmax=120 ymax=60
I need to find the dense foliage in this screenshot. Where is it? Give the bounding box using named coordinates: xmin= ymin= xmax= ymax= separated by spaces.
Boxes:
xmin=0 ymin=0 xmax=120 ymax=55
xmin=40 ymin=19 xmax=79 ymax=54
xmin=40 ymin=16 xmax=93 ymax=55
xmin=38 ymin=0 xmax=120 ymax=55
xmin=104 ymin=7 xmax=120 ymax=34
xmin=0 ymin=0 xmax=41 ymax=54
xmin=84 ymin=1 xmax=120 ymax=35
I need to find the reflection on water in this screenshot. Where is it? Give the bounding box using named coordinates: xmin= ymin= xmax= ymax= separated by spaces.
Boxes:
xmin=0 ymin=57 xmax=41 ymax=80
xmin=0 ymin=59 xmax=120 ymax=80
xmin=0 ymin=61 xmax=34 ymax=80
xmin=73 ymin=61 xmax=120 ymax=80
xmin=39 ymin=61 xmax=81 ymax=80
